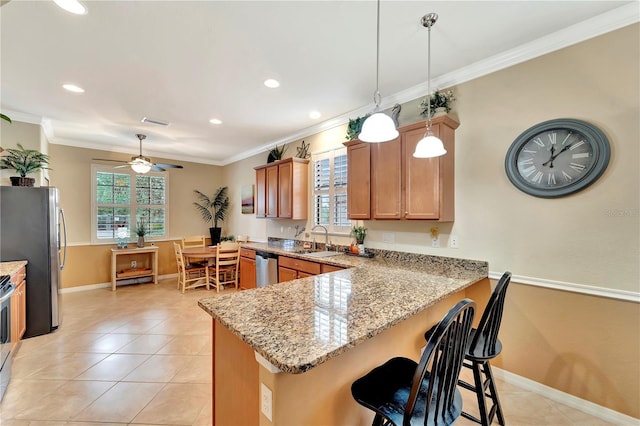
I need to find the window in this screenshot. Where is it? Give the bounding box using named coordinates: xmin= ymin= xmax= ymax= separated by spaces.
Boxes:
xmin=92 ymin=165 xmax=169 ymax=244
xmin=312 ymin=147 xmax=350 ymax=234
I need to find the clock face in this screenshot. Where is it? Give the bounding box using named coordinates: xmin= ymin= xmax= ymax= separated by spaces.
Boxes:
xmin=505 ymin=119 xmax=610 ymax=198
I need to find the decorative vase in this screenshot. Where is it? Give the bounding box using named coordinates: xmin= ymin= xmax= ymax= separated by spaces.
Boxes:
xmin=358 ymin=244 xmax=365 ymax=254
xmin=432 ymin=107 xmax=447 ymax=118
xmin=10 ymin=176 xmax=35 ymax=187
xmin=137 ymin=236 xmax=145 ymax=248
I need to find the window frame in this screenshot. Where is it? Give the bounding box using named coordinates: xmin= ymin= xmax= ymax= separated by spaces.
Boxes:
xmin=91 ymin=164 xmax=170 ymax=245
xmin=311 ymin=147 xmax=351 ymax=236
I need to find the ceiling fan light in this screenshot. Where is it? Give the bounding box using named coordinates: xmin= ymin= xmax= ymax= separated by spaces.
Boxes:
xmin=53 ymin=0 xmax=87 ymax=15
xmin=131 ymin=161 xmax=151 ymax=174
xmin=358 ymin=112 xmax=399 ymax=143
xmin=413 ymin=132 xmax=446 ymax=158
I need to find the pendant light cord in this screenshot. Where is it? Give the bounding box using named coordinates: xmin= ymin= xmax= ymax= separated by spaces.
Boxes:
xmin=426 ymin=16 xmax=433 ymax=131
xmin=373 ymin=0 xmax=381 ymax=110
xmin=422 ymin=13 xmax=438 ymax=132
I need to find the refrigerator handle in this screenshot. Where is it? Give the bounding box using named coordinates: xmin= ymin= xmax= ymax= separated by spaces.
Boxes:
xmin=59 ymin=208 xmax=68 ymax=270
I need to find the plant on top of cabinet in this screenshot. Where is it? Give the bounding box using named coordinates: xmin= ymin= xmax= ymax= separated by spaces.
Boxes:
xmin=193 ymin=186 xmax=230 ymax=245
xmin=420 ymin=89 xmax=455 ymax=117
xmin=267 ymin=144 xmax=287 ymax=163
xmin=345 ymin=114 xmax=371 ymax=141
xmin=1 ymin=113 xmax=11 ymax=123
xmin=0 ymin=143 xmax=50 ymax=187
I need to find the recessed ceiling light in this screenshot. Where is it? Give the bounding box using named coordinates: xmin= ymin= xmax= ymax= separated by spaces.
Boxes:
xmin=209 ymin=118 xmax=223 ymax=125
xmin=264 ymin=79 xmax=280 ymax=88
xmin=53 ymin=0 xmax=87 ymax=15
xmin=62 ymin=84 xmax=85 ymax=93
xmin=309 ymin=111 xmax=321 ymax=119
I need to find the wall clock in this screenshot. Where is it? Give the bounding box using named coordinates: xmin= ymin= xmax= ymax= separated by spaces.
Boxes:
xmin=505 ymin=118 xmax=610 ymax=198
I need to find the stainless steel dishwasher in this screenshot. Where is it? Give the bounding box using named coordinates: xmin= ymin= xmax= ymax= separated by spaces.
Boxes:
xmin=255 ymin=251 xmax=278 ymax=287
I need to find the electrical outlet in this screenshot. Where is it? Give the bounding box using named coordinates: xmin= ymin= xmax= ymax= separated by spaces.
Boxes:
xmin=449 ymin=236 xmax=458 ymax=249
xmin=261 ymin=383 xmax=273 ymax=421
xmin=430 ymin=227 xmax=439 ymax=248
xmin=130 ymin=260 xmax=137 ymax=269
xmin=431 ymin=236 xmax=440 ymax=248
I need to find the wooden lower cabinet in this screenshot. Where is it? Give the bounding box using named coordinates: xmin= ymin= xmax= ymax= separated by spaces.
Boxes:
xmin=10 ymin=266 xmax=27 ymax=353
xmin=321 ymin=264 xmax=344 ymax=274
xmin=278 ymin=256 xmax=322 ymax=282
xmin=239 ymin=248 xmax=257 ymax=290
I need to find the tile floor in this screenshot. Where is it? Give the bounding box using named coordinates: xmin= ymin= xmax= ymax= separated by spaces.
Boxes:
xmin=0 ymin=278 xmax=617 ymax=425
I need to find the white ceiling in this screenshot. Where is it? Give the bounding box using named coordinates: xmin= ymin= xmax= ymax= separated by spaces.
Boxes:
xmin=1 ymin=1 xmax=637 ymax=166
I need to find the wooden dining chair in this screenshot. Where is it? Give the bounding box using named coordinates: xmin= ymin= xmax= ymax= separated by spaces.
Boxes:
xmin=173 ymin=242 xmax=209 ymax=293
xmin=208 ymin=242 xmax=240 ymax=292
xmin=181 ymin=235 xmax=207 ymax=266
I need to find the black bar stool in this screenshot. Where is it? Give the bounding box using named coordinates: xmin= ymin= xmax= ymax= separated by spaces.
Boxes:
xmin=427 ymin=271 xmax=512 ymax=425
xmin=351 ymin=299 xmax=476 ymax=426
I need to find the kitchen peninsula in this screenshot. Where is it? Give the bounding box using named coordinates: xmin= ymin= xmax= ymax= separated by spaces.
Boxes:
xmin=198 ymin=244 xmax=489 ymax=425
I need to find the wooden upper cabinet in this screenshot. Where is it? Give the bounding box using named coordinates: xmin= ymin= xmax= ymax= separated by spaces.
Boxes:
xmin=255 ymin=158 xmax=309 ymax=220
xmin=371 ymin=136 xmax=403 ymax=219
xmin=345 ymin=141 xmax=371 ymax=220
xmin=348 ymin=115 xmax=458 ymax=221
xmin=255 ymin=168 xmax=266 ymax=217
xmin=266 ymin=165 xmax=279 ymax=218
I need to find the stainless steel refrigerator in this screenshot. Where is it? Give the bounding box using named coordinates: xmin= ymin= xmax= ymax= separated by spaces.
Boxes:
xmin=0 ymin=187 xmax=67 ymax=338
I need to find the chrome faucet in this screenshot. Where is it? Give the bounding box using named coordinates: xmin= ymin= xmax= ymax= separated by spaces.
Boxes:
xmin=311 ymin=225 xmax=328 ymax=250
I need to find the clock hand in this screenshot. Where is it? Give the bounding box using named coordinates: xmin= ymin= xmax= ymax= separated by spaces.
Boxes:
xmin=542 ymin=143 xmax=573 ymax=167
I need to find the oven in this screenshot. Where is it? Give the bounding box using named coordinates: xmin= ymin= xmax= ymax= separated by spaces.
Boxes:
xmin=0 ymin=275 xmax=15 ymax=402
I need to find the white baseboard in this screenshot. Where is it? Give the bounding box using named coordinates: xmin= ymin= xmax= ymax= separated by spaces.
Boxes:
xmin=59 ymin=273 xmax=177 ymax=294
xmin=493 ymin=367 xmax=639 ymax=425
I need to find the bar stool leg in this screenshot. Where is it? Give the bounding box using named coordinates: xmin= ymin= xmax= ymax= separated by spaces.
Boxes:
xmin=482 ymin=361 xmax=505 ymax=425
xmin=472 ymin=360 xmax=491 ymax=426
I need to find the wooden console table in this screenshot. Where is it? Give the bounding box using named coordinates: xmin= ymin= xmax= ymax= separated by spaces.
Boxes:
xmin=110 ymin=246 xmax=159 ymax=291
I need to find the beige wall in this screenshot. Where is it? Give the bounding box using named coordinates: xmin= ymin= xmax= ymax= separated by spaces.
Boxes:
xmin=0 ymin=120 xmax=49 ymax=186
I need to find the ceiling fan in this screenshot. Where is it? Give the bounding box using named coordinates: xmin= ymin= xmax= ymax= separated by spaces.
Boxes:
xmin=93 ymin=133 xmax=183 ymax=173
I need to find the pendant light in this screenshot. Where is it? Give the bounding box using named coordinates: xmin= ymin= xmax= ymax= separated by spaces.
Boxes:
xmin=413 ymin=13 xmax=447 ymax=158
xmin=358 ymin=0 xmax=399 ymax=143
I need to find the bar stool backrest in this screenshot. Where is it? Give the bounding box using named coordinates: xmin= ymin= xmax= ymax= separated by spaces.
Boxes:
xmin=468 ymin=272 xmax=512 ymax=360
xmin=405 ymin=298 xmax=476 ymax=425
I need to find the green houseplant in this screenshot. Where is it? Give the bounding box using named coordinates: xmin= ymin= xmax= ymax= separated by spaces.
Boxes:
xmin=267 ymin=144 xmax=287 ymax=163
xmin=193 ymin=186 xmax=230 ymax=245
xmin=419 ymin=89 xmax=455 ymax=117
xmin=351 ymin=226 xmax=367 ymax=244
xmin=345 ymin=114 xmax=371 ymax=141
xmin=135 ymin=218 xmax=148 ymax=247
xmin=0 ymin=143 xmax=50 ymax=186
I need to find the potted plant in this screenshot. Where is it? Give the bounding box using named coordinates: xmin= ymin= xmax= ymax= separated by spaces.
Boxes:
xmin=193 ymin=186 xmax=229 ymax=245
xmin=135 ymin=218 xmax=148 ymax=248
xmin=1 ymin=113 xmax=11 ymax=123
xmin=0 ymin=143 xmax=50 ymax=187
xmin=419 ymin=89 xmax=455 ymax=117
xmin=345 ymin=114 xmax=371 ymax=141
xmin=267 ymin=144 xmax=287 ymax=163
xmin=351 ymin=226 xmax=367 ymax=245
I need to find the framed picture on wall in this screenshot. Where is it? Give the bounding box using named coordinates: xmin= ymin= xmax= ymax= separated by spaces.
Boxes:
xmin=241 ymin=184 xmax=254 ymax=214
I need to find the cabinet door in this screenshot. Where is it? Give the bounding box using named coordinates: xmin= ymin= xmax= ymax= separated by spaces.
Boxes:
xmin=298 ymin=271 xmax=314 ymax=279
xmin=266 ymin=165 xmax=279 ymax=218
xmin=239 ymin=256 xmax=256 ymax=290
xmin=255 ymin=168 xmax=266 ymax=218
xmin=321 ymin=264 xmax=344 ymax=274
xmin=278 ymin=267 xmax=297 ymax=283
xmin=278 ymin=161 xmax=292 ymax=218
xmin=371 ymin=136 xmax=402 ymax=219
xmin=403 ymin=127 xmax=440 ymax=219
xmin=346 ymin=141 xmax=371 ymax=219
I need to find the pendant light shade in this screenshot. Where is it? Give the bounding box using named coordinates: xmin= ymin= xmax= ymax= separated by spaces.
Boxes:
xmin=359 ymin=112 xmax=399 ymax=143
xmin=413 ymin=13 xmax=446 ymax=158
xmin=359 ymin=0 xmax=398 ymax=143
xmin=414 ymin=131 xmax=447 ymax=158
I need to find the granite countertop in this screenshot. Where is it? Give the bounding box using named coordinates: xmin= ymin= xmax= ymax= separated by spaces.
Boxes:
xmin=198 ymin=243 xmax=487 ymax=374
xmin=0 ymin=260 xmax=28 ymax=276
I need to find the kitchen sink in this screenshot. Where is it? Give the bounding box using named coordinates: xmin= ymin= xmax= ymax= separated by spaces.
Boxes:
xmin=302 ymin=250 xmax=342 ymax=258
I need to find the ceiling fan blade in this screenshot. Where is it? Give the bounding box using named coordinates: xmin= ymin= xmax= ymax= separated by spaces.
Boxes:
xmin=114 ymin=164 xmax=131 ymax=169
xmin=151 ymin=164 xmax=166 ymax=172
xmin=154 ymin=163 xmax=183 ymax=169
xmin=92 ymin=158 xmax=128 ymax=164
